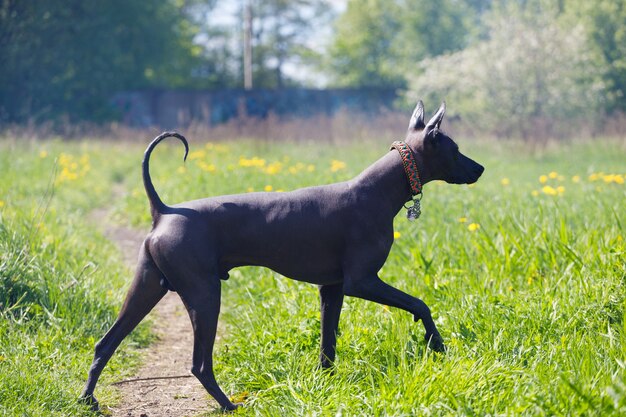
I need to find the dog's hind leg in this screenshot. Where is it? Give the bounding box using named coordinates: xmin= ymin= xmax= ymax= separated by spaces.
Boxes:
xmin=179 ymin=277 xmax=238 ymax=411
xmin=319 ymin=283 xmax=344 ymax=369
xmin=80 ymin=243 xmax=168 ymax=409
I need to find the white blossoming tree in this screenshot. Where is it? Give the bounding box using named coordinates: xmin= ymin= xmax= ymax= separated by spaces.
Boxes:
xmin=406 ymin=9 xmax=605 ymax=140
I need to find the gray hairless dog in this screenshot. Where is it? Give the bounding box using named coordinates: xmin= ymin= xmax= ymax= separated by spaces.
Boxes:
xmin=81 ymin=101 xmax=484 ymax=411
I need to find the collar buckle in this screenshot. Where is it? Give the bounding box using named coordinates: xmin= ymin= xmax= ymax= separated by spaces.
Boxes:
xmin=404 ymin=193 xmax=422 ymax=221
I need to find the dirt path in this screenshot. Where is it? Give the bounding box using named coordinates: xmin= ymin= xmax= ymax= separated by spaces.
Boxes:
xmin=90 ymin=207 xmax=217 ymax=417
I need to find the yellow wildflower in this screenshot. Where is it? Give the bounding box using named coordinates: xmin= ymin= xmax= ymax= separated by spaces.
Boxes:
xmin=548 ymin=171 xmax=558 ymax=179
xmin=230 ymin=391 xmax=250 ymax=404
xmin=288 ymin=162 xmax=306 ymax=174
xmin=467 ymin=223 xmax=480 ymax=232
xmin=531 ymin=190 xmax=539 ymax=197
xmin=197 ymin=162 xmax=216 ymax=172
xmin=265 ymin=162 xmax=283 ymax=175
xmin=542 ymin=185 xmax=557 ymax=196
xmin=203 ymin=143 xmax=228 ymax=153
xmin=598 ymin=173 xmax=625 ymax=184
xmin=188 ymin=150 xmax=206 ymax=160
xmin=58 ymin=153 xmax=71 ymax=166
xmin=80 ymin=155 xmax=91 ymax=174
xmin=39 ymin=150 xmax=48 ymax=158
xmin=239 ymin=156 xmax=266 ymax=168
xmin=247 ymin=187 xmax=254 ymax=193
xmin=307 ymin=164 xmax=316 ymax=172
xmin=557 ymin=186 xmax=565 ymax=195
xmin=57 ymin=167 xmax=78 ymax=183
xmin=539 ymin=175 xmax=548 ymax=184
xmin=264 ymin=185 xmax=273 ymax=192
xmin=458 ymin=217 xmax=468 ymax=223
xmin=330 ymin=160 xmax=346 ymax=172
xmin=501 ymin=178 xmax=510 ymax=186
xmin=588 ymin=173 xmax=600 ymax=181
xmin=572 ymin=175 xmax=580 ymax=183
xmin=393 ymin=231 xmax=401 ymax=239
xmin=0 ymin=200 xmax=4 ymax=208
xmin=603 ymin=174 xmax=615 ymax=183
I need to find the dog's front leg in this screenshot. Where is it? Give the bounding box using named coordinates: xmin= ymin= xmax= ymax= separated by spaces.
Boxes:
xmin=343 ymin=273 xmax=445 ymax=352
xmin=319 ymin=283 xmax=344 ymax=368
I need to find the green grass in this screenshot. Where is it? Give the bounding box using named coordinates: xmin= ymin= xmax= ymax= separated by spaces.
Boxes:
xmin=1 ymin=136 xmax=625 ymax=416
xmin=0 ymin=140 xmax=151 ymax=416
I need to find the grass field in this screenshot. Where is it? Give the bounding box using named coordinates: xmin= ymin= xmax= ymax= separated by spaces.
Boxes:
xmin=1 ymin=135 xmax=625 ymax=416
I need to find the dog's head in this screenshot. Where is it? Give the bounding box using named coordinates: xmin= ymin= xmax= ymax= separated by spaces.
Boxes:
xmin=405 ymin=101 xmax=484 ymax=185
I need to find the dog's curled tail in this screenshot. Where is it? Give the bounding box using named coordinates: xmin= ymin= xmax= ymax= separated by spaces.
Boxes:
xmin=142 ymin=131 xmax=189 ymax=220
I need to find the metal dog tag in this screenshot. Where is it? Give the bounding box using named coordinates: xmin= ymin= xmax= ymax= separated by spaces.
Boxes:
xmin=406 ymin=199 xmax=421 ymax=221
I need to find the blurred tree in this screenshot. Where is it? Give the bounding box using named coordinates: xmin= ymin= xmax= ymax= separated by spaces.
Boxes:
xmin=326 ymin=0 xmax=475 ymax=88
xmin=183 ymin=0 xmax=244 ymax=88
xmin=326 ymin=0 xmax=404 ymax=88
xmin=407 ymin=4 xmax=605 ymax=138
xmin=465 ymin=0 xmax=493 ymax=14
xmin=398 ymin=0 xmax=473 ymax=61
xmin=0 ymin=0 xmax=215 ymax=123
xmin=244 ymin=0 xmax=334 ymax=88
xmin=585 ymin=0 xmax=626 ymax=113
xmin=487 ymin=0 xmax=626 ymax=115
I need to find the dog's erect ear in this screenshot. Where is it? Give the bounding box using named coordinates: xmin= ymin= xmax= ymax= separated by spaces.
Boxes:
xmin=409 ymin=100 xmax=425 ymax=130
xmin=424 ymin=102 xmax=446 ymax=137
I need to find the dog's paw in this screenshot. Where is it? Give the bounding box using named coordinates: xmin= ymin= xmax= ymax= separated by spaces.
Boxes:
xmin=425 ymin=333 xmax=446 ymax=353
xmin=317 ymin=356 xmax=337 ymax=371
xmin=221 ymin=402 xmax=243 ymax=413
xmin=79 ymin=393 xmax=100 ymax=412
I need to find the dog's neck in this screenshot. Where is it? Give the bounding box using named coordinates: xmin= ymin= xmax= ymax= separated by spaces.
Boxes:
xmin=352 ymin=145 xmax=429 ymax=216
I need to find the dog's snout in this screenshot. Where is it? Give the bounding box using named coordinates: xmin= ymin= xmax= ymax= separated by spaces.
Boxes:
xmin=466 ymin=162 xmax=484 ymax=184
